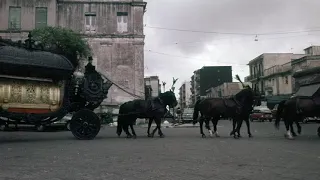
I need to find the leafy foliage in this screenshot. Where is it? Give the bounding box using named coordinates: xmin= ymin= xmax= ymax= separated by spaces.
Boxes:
xmin=31 ymin=26 xmax=91 ymax=67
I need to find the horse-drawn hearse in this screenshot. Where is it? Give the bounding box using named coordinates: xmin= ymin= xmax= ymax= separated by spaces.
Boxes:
xmin=0 ymin=34 xmax=113 ymax=140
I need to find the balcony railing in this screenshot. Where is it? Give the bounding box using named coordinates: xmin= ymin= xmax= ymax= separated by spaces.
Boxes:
xmin=244 ymin=74 xmax=260 ymax=81
xmin=264 ymin=62 xmax=291 ymax=77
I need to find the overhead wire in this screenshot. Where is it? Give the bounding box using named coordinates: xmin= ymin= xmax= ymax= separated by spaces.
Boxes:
xmin=144 ymin=49 xmax=248 ymax=66
xmin=145 ymin=25 xmax=320 ymax=36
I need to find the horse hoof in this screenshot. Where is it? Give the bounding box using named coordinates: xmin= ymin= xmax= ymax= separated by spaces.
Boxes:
xmin=292 ymin=133 xmax=297 ymax=137
xmin=132 ymin=135 xmax=137 ymax=139
xmin=230 ymin=132 xmax=234 ymax=136
xmin=249 ymin=134 xmax=253 ymax=138
xmin=234 ymin=136 xmax=239 ymax=139
xmin=284 ymin=134 xmax=294 ymax=140
xmin=160 ymin=134 xmax=165 ymax=138
xmin=148 ymin=134 xmax=154 ymax=138
xmin=201 ymin=134 xmax=206 ymax=138
xmin=237 ymin=135 xmax=242 ymax=138
xmin=126 ymin=135 xmax=133 ymax=138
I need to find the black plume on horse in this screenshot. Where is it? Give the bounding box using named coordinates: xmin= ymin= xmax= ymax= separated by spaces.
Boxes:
xmin=193 ymin=88 xmax=259 ymax=138
xmin=117 ymin=90 xmax=178 ymax=138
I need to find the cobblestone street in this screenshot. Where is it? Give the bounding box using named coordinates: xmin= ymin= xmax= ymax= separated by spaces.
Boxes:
xmin=0 ymin=121 xmax=320 ymax=180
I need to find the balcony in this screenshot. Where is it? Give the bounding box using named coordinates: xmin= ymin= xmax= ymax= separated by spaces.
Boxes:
xmin=264 ymin=62 xmax=292 ymax=77
xmin=245 ymin=74 xmax=260 ymax=82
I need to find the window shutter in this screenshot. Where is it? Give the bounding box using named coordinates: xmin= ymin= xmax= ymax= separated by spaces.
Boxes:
xmin=9 ymin=7 xmax=21 ymax=29
xmin=35 ymin=7 xmax=47 ymax=29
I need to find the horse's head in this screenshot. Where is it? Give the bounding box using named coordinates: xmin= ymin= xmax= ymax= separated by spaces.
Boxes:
xmin=233 ymin=74 xmax=262 ymax=108
xmin=235 ymin=87 xmax=261 ymax=108
xmin=159 ymin=90 xmax=178 ymax=108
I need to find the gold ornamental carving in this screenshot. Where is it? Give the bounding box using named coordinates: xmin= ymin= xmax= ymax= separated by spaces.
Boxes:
xmin=0 ymin=77 xmax=64 ymax=112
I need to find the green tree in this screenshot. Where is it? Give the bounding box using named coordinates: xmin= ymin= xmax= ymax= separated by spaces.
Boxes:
xmin=31 ymin=26 xmax=91 ymax=67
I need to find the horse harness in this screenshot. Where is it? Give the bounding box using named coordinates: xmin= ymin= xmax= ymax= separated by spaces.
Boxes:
xmin=296 ymin=96 xmax=320 ymax=114
xmin=222 ymin=96 xmax=242 ymax=114
xmin=147 ymin=97 xmax=165 ymax=112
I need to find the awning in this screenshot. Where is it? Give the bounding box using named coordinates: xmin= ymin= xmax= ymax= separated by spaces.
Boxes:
xmin=295 ymin=83 xmax=320 ymax=97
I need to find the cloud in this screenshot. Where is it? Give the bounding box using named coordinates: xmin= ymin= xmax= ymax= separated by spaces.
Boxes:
xmin=143 ymin=0 xmax=320 ymax=95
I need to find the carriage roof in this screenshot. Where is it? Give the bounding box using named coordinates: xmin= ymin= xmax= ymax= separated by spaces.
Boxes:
xmin=0 ymin=41 xmax=74 ymax=80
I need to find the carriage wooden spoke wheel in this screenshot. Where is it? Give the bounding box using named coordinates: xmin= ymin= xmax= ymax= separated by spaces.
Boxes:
xmin=70 ymin=109 xmax=101 ymax=140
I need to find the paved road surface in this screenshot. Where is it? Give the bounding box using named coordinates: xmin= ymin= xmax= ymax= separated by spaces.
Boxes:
xmin=0 ymin=121 xmax=320 ymax=180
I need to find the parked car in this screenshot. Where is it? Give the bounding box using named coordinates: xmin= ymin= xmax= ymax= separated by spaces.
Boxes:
xmin=249 ymin=109 xmax=273 ymax=122
xmin=302 ymin=116 xmax=320 ymax=123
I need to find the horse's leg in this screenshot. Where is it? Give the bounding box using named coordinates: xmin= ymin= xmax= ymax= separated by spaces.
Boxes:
xmin=212 ymin=118 xmax=220 ymax=137
xmin=245 ymin=117 xmax=253 ymax=138
xmin=236 ymin=118 xmax=244 ymax=138
xmin=296 ymin=120 xmax=302 ymax=134
xmin=230 ymin=118 xmax=236 ymax=136
xmin=199 ymin=117 xmax=206 ymax=138
xmin=154 ymin=118 xmax=164 ymax=138
xmin=290 ymin=123 xmax=297 ymax=137
xmin=233 ymin=117 xmax=242 ymax=139
xmin=284 ymin=116 xmax=294 ymax=139
xmin=130 ymin=124 xmax=137 ymax=139
xmin=204 ymin=117 xmax=213 ymax=137
xmin=147 ymin=118 xmax=153 ymax=137
xmin=123 ymin=123 xmax=133 ymax=138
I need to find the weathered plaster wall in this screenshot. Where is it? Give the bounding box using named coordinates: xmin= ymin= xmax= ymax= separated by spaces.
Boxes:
xmin=0 ymin=0 xmax=57 ymax=39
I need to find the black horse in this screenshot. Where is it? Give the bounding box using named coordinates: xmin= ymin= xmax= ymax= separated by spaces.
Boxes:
xmin=193 ymin=88 xmax=260 ymax=139
xmin=275 ymin=96 xmax=320 ymax=139
xmin=117 ymin=90 xmax=178 ymax=138
xmin=274 ymin=100 xmax=302 ymax=138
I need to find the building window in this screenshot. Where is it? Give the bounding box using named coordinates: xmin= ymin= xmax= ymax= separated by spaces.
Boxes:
xmin=35 ymin=7 xmax=48 ymax=29
xmin=8 ymin=7 xmax=21 ymax=30
xmin=84 ymin=4 xmax=96 ymax=33
xmin=117 ymin=12 xmax=128 ymax=33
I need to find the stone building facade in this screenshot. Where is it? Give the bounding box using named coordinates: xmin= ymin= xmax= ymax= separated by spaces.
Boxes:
xmin=144 ymin=76 xmax=161 ymax=99
xmin=206 ymin=82 xmax=252 ymax=98
xmin=178 ymin=81 xmax=192 ymax=110
xmin=0 ymin=0 xmax=147 ymax=112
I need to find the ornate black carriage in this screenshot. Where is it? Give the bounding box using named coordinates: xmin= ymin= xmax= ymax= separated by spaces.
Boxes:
xmin=0 ymin=35 xmax=112 ymax=140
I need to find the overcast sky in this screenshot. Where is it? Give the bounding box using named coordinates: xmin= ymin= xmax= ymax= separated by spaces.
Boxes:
xmin=143 ymin=0 xmax=320 ymax=94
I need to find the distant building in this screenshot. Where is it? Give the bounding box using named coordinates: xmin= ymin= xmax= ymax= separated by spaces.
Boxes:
xmin=144 ymin=76 xmax=161 ymax=99
xmin=190 ymin=66 xmax=232 ymax=105
xmin=206 ymin=82 xmax=252 ymax=98
xmin=292 ymin=46 xmax=320 ymax=94
xmin=244 ymin=53 xmax=304 ymax=95
xmin=179 ymin=81 xmax=192 ymax=109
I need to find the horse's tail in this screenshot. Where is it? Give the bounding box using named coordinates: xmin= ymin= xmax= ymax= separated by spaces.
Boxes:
xmin=192 ymin=99 xmax=202 ymax=124
xmin=116 ymin=105 xmax=124 ymax=136
xmin=275 ymin=100 xmax=286 ymax=129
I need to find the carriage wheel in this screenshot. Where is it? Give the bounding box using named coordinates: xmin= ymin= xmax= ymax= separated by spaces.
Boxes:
xmin=70 ymin=109 xmax=101 ymax=140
